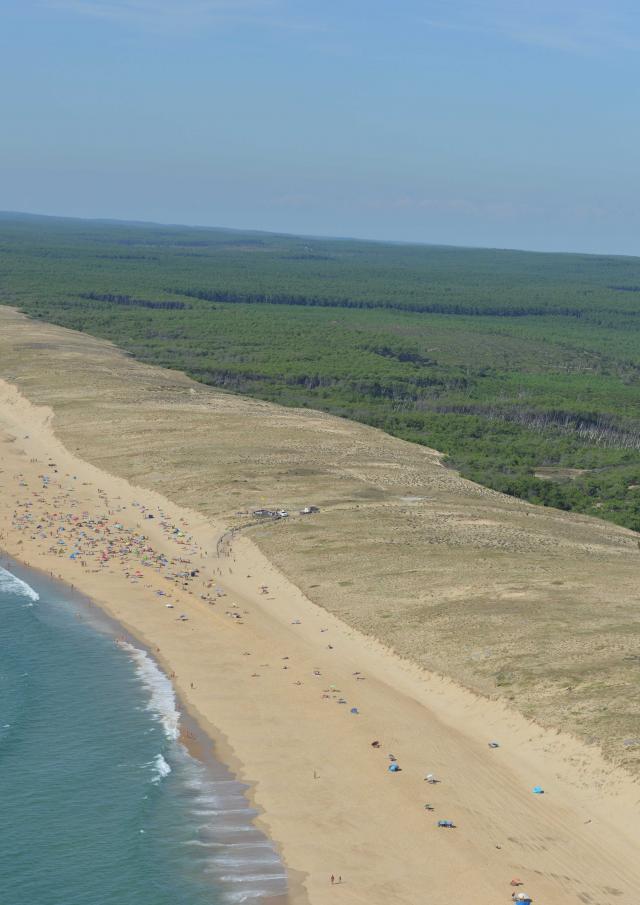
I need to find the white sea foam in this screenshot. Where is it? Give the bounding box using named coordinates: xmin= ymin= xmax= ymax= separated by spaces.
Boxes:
xmin=0 ymin=567 xmax=39 ymax=602
xmin=151 ymin=753 xmax=172 ymax=783
xmin=191 ymin=808 xmax=255 ymax=818
xmin=121 ymin=642 xmax=180 ymax=740
xmin=120 ymin=644 xmax=288 ymax=903
xmin=224 ymin=892 xmax=276 ymax=905
xmin=216 ymin=874 xmax=288 ymax=884
xmin=183 ymin=842 xmax=273 ymax=850
xmin=212 ymin=855 xmax=280 ymax=868
xmin=191 ymin=793 xmax=247 ymax=806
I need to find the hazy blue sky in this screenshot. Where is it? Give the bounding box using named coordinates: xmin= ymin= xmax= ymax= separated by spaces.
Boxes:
xmin=2 ymin=1 xmax=640 ymax=253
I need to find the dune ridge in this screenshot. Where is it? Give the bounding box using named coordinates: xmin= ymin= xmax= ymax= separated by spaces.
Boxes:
xmin=1 ymin=305 xmax=639 ymax=904
xmin=1 ymin=307 xmax=638 ymax=769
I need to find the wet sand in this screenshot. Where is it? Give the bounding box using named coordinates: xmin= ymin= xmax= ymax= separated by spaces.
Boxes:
xmin=0 ymin=553 xmax=289 ymax=904
xmin=1 ymin=376 xmax=640 ymax=905
xmin=2 ymin=305 xmax=638 ymax=777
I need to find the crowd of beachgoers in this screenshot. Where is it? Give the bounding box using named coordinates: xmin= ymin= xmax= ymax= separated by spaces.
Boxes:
xmin=0 ymin=463 xmax=584 ymax=904
xmin=7 ymin=465 xmax=227 ymax=603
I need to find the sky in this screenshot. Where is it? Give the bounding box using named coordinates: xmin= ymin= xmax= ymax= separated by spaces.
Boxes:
xmin=2 ymin=0 xmax=640 ymax=254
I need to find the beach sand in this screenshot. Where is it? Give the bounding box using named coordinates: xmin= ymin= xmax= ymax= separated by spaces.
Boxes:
xmin=1 ymin=308 xmax=639 ymax=904
xmin=1 ymin=308 xmax=638 ymax=775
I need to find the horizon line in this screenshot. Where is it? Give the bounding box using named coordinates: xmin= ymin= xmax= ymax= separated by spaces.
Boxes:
xmin=1 ymin=207 xmax=638 ymax=262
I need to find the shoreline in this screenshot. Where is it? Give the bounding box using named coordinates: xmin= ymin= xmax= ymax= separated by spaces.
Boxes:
xmin=1 ymin=378 xmax=640 ymax=905
xmin=0 ymin=551 xmax=292 ymax=905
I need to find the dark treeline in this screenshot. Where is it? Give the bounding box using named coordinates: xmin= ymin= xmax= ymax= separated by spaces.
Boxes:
xmin=4 ymin=213 xmax=640 ymax=530
xmin=175 ymin=286 xmax=585 ymax=318
xmin=188 ymin=365 xmax=456 ymax=397
xmin=80 ymin=292 xmax=188 ymax=310
xmin=95 ymin=254 xmax=161 ymax=261
xmin=427 ymin=404 xmax=640 ymax=451
xmin=368 ymin=344 xmax=436 ymax=366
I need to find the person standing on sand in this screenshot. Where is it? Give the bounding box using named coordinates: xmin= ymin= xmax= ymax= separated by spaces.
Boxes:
xmin=330 ymin=875 xmax=334 ymax=885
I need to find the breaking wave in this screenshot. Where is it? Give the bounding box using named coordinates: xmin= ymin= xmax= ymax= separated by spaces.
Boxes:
xmin=151 ymin=753 xmax=172 ymax=783
xmin=119 ymin=642 xmax=287 ymax=903
xmin=0 ymin=567 xmax=40 ymax=602
xmin=121 ymin=642 xmax=180 ymax=740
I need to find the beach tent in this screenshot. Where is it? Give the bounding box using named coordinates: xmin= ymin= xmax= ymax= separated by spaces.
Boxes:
xmin=388 ymin=763 xmax=400 ymax=772
xmin=532 ymin=786 xmax=544 ymax=794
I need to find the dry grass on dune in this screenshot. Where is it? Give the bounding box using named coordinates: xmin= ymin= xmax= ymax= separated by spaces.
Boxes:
xmin=2 ymin=306 xmax=639 ymax=772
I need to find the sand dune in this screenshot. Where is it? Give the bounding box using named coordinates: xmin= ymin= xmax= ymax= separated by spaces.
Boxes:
xmin=1 ymin=305 xmax=639 ymax=905
xmin=1 ymin=307 xmax=638 ymax=769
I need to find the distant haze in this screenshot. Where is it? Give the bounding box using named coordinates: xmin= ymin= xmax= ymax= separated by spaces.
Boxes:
xmin=2 ymin=1 xmax=640 ymax=255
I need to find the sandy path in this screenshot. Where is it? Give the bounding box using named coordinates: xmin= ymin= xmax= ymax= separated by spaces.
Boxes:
xmin=0 ymin=378 xmax=638 ymax=905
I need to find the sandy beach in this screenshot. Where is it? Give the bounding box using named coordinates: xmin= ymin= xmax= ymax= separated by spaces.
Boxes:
xmin=1 ymin=321 xmax=639 ymax=905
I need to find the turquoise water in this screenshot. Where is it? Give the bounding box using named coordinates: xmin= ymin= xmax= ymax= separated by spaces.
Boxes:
xmin=0 ymin=563 xmax=286 ymax=905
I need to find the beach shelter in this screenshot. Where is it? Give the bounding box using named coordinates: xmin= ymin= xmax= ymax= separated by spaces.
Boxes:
xmin=388 ymin=763 xmax=400 ymax=772
xmin=532 ymin=786 xmax=544 ymax=794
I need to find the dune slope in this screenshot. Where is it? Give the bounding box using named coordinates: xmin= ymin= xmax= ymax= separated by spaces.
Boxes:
xmin=1 ymin=305 xmax=639 ymax=905
xmin=1 ymin=307 xmax=638 ymax=770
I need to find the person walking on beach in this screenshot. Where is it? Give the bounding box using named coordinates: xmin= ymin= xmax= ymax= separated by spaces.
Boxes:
xmin=330 ymin=875 xmax=335 ymax=885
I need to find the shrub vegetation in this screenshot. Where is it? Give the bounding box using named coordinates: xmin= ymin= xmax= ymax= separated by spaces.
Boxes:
xmin=2 ymin=212 xmax=640 ymax=530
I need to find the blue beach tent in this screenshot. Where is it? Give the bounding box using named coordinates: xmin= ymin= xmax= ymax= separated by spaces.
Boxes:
xmin=532 ymin=786 xmax=544 ymax=794
xmin=388 ymin=763 xmax=400 ymax=772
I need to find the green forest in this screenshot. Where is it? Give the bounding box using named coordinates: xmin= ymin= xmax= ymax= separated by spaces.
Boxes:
xmin=2 ymin=211 xmax=640 ymax=530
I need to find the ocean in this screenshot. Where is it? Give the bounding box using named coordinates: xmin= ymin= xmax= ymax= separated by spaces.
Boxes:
xmin=0 ymin=562 xmax=287 ymax=905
